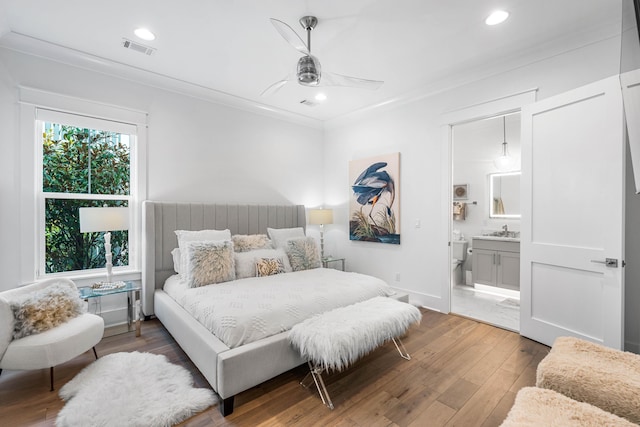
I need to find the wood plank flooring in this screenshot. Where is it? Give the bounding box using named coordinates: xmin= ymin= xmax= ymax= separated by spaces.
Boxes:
xmin=0 ymin=309 xmax=549 ymax=426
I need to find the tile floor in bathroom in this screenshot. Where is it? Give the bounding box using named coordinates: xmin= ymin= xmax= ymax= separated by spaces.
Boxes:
xmin=451 ymin=284 xmax=520 ymax=331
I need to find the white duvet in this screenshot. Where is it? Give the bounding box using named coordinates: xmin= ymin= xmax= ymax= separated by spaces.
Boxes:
xmin=163 ymin=268 xmax=393 ymax=348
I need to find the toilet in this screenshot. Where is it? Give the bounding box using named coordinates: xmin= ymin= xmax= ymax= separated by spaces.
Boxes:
xmin=451 ymin=240 xmax=468 ymax=286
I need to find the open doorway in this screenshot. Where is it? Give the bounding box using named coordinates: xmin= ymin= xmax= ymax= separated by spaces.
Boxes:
xmin=450 ymin=113 xmax=521 ymax=331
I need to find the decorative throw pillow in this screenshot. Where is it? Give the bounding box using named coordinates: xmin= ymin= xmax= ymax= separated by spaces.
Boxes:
xmin=232 ymin=234 xmax=273 ymax=252
xmin=175 ymin=229 xmax=231 ymax=276
xmin=267 ymin=227 xmax=305 ymax=249
xmin=285 ymin=236 xmax=322 ymax=272
xmin=11 ymin=283 xmax=87 ymax=340
xmin=183 ymin=240 xmax=236 ymax=288
xmin=255 ymin=257 xmax=286 ymax=277
xmin=234 ymin=248 xmax=292 ymax=279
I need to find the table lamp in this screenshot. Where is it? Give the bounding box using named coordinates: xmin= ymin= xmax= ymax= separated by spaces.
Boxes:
xmin=308 ymin=208 xmax=333 ymax=260
xmin=79 ymin=207 xmax=129 ymax=284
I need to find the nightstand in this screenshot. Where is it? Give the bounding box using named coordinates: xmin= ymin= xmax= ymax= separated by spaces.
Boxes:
xmin=322 ymin=257 xmax=345 ymax=271
xmin=79 ymin=281 xmax=141 ymax=337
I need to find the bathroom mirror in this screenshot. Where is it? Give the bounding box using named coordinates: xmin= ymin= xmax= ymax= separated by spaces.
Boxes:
xmin=489 ymin=172 xmax=521 ymax=218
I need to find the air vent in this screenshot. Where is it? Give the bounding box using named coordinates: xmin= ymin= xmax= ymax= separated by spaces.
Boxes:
xmin=122 ymin=38 xmax=155 ymax=56
xmin=300 ymin=99 xmax=319 ymax=107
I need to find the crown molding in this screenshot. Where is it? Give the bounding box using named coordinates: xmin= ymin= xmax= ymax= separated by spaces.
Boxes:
xmin=0 ymin=32 xmax=323 ymax=130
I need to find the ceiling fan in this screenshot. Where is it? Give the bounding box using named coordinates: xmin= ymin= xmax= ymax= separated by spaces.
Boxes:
xmin=261 ymin=16 xmax=384 ymax=97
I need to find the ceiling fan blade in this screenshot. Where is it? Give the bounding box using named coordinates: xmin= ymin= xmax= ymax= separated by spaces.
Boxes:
xmin=261 ymin=77 xmax=290 ymax=97
xmin=270 ymin=18 xmax=309 ymax=55
xmin=321 ymin=72 xmax=384 ymax=90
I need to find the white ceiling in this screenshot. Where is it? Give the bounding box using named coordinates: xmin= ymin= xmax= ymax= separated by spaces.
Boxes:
xmin=0 ymin=0 xmax=622 ymax=122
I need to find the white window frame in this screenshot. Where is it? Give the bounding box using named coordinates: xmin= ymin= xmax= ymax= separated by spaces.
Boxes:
xmin=19 ymin=87 xmax=147 ymax=282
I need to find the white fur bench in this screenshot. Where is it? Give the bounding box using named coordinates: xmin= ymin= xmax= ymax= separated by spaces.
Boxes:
xmin=536 ymin=337 xmax=640 ymax=424
xmin=289 ymin=296 xmax=421 ymax=409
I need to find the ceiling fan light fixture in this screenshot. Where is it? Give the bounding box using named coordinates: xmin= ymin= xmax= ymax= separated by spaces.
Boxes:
xmin=134 ymin=28 xmax=156 ymax=41
xmin=485 ymin=10 xmax=509 ymax=26
xmin=297 ymin=56 xmax=321 ymax=85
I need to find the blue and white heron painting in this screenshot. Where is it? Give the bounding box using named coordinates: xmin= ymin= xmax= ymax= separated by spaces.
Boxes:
xmin=349 ymin=153 xmax=400 ymax=244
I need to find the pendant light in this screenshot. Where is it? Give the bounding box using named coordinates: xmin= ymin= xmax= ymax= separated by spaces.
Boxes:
xmin=493 ymin=116 xmax=516 ymax=171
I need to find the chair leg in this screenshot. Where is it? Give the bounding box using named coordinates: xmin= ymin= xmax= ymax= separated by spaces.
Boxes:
xmin=93 ymin=346 xmax=98 ymax=360
xmin=50 ymin=367 xmax=54 ymax=392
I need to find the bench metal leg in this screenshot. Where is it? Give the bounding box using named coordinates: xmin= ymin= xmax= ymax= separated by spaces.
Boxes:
xmin=392 ymin=337 xmax=411 ymax=360
xmin=308 ymin=362 xmax=334 ymax=410
xmin=303 ymin=337 xmax=412 ymax=410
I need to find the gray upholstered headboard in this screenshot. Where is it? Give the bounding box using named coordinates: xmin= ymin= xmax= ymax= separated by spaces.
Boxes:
xmin=141 ymin=201 xmax=306 ymax=316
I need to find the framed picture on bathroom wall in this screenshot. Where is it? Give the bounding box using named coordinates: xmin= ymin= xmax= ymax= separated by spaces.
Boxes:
xmin=453 ymin=184 xmax=468 ymax=200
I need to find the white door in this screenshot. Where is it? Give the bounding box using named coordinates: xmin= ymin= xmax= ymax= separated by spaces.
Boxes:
xmin=520 ymin=76 xmax=625 ymax=349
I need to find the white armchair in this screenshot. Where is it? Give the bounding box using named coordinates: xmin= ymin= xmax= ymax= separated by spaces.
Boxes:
xmin=0 ymin=278 xmax=104 ymax=390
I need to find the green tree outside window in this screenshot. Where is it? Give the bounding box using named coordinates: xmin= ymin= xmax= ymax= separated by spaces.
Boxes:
xmin=42 ymin=123 xmax=130 ymax=274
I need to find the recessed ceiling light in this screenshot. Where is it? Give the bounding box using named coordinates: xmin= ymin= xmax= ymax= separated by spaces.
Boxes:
xmin=134 ymin=28 xmax=155 ymax=41
xmin=485 ymin=10 xmax=509 ymax=26
xmin=315 ymin=93 xmax=327 ymax=101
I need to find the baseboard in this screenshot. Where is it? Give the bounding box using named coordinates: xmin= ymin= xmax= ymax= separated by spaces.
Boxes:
xmin=390 ymin=286 xmax=444 ymax=312
xmin=625 ymin=339 xmax=640 ymax=354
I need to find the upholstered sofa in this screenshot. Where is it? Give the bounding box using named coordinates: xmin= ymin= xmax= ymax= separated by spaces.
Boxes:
xmin=0 ymin=278 xmax=104 ymax=390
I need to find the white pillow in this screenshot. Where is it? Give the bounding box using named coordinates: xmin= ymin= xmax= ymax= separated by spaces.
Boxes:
xmin=0 ymin=296 xmax=13 ymax=360
xmin=175 ymin=229 xmax=231 ymax=276
xmin=171 ymin=248 xmax=181 ymax=274
xmin=234 ymin=248 xmax=292 ymax=279
xmin=267 ymin=227 xmax=305 ymax=249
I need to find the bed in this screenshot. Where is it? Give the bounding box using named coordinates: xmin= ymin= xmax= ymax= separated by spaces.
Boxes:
xmin=141 ymin=201 xmax=396 ymax=416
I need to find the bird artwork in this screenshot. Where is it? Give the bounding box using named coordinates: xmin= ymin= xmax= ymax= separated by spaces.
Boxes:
xmin=349 ymin=154 xmax=400 ymax=244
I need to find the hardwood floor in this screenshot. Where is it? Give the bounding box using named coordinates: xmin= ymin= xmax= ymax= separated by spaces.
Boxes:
xmin=0 ymin=309 xmax=549 ymax=426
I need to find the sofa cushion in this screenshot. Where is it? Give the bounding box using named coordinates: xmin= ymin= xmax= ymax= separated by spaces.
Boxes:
xmin=536 ymin=336 xmax=640 ymax=424
xmin=11 ymin=283 xmax=86 ymax=340
xmin=501 ymin=387 xmax=635 ymax=427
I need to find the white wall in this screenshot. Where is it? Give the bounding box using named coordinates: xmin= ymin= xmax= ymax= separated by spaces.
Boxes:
xmin=323 ymin=36 xmax=622 ymax=312
xmin=0 ymin=48 xmax=324 ymax=296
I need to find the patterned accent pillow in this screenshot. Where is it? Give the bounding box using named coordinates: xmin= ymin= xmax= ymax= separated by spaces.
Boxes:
xmin=183 ymin=240 xmax=236 ymax=288
xmin=285 ymin=236 xmax=321 ymax=272
xmin=234 ymin=248 xmax=292 ymax=279
xmin=11 ymin=283 xmax=86 ymax=340
xmin=255 ymin=257 xmax=286 ymax=277
xmin=232 ymin=234 xmax=273 ymax=252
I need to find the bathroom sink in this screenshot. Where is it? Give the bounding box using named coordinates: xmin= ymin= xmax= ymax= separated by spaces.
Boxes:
xmin=485 ymin=230 xmax=520 ymax=238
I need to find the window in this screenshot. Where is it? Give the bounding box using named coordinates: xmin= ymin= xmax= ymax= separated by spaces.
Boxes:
xmin=36 ymin=108 xmax=139 ymax=277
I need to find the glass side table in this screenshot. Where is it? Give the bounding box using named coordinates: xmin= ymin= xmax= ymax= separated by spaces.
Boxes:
xmin=322 ymin=257 xmax=345 ymax=271
xmin=79 ymin=281 xmax=141 ymax=337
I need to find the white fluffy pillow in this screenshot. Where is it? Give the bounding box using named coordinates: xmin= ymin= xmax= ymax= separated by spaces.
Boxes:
xmin=267 ymin=227 xmax=305 ymax=249
xmin=234 ymin=248 xmax=292 ymax=279
xmin=285 ymin=236 xmax=322 ymax=272
xmin=175 ymin=229 xmax=231 ymax=276
xmin=231 ymin=234 xmax=273 ymax=252
xmin=183 ymin=240 xmax=235 ymax=287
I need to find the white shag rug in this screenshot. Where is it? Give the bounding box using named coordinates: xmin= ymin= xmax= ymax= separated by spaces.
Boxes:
xmin=289 ymin=296 xmax=422 ymax=372
xmin=56 ymin=352 xmax=217 ymax=427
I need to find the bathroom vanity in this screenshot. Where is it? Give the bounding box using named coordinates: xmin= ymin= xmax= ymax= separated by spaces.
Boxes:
xmin=472 ymin=236 xmax=520 ymax=291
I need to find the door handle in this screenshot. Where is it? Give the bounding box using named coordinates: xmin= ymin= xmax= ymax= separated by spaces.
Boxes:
xmin=590 ymin=258 xmax=618 ymax=268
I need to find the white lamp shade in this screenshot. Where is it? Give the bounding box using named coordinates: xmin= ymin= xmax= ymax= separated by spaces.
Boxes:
xmin=308 ymin=208 xmax=334 ymax=225
xmin=79 ymin=207 xmax=129 ymax=233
